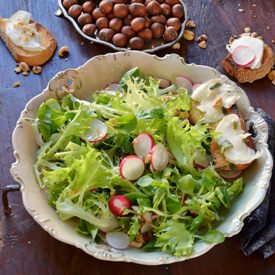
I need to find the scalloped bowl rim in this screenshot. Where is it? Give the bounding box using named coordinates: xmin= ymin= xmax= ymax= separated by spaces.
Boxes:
xmin=10 ymin=52 xmax=273 ymax=265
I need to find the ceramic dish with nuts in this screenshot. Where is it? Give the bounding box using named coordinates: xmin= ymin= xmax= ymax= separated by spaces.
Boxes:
xmin=58 ymin=0 xmax=188 ymax=52
xmin=11 ymin=52 xmax=273 ymax=265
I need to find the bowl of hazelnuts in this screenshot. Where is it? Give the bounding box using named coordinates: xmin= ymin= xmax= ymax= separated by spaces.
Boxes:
xmin=59 ymin=0 xmax=188 ymax=52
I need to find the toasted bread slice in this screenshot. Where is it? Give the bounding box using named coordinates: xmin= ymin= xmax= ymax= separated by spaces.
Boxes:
xmin=223 ymin=44 xmax=275 ymax=83
xmin=0 ymin=18 xmax=57 ymax=66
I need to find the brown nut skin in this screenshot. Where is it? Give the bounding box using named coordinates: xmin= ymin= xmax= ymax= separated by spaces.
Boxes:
xmin=96 ymin=17 xmax=109 ymax=30
xmin=131 ymin=0 xmax=144 ymax=3
xmin=151 ymin=14 xmax=166 ymax=24
xmin=113 ymin=4 xmax=129 ymax=18
xmin=172 ymin=4 xmax=184 ymax=19
xmin=157 ymin=0 xmax=165 ymax=3
xmin=163 ymin=25 xmax=178 ymax=41
xmin=82 ymin=23 xmax=96 ymax=36
xmin=92 ymin=8 xmax=105 ymax=20
xmin=129 ymin=36 xmax=144 ymax=50
xmin=147 ymin=0 xmax=162 ymax=15
xmin=112 ymin=33 xmax=128 ymax=47
xmin=63 ymin=0 xmax=78 ymax=9
xmin=99 ymin=0 xmax=113 ymax=14
xmin=121 ymin=26 xmax=135 ymax=38
xmin=77 ymin=13 xmax=92 ymax=26
xmin=112 ymin=0 xmax=125 ymax=3
xmin=107 ymin=12 xmax=115 ymax=19
xmin=166 ymin=17 xmax=181 ymax=31
xmin=68 ymin=4 xmax=82 ymax=18
xmin=98 ymin=28 xmax=115 ymax=42
xmin=82 ymin=1 xmax=96 ymax=13
xmin=138 ymin=28 xmax=153 ymax=42
xmin=131 ymin=17 xmax=146 ymax=32
xmin=109 ymin=18 xmax=123 ymax=32
xmin=144 ymin=16 xmax=151 ymax=27
xmin=129 ymin=3 xmax=147 ymax=17
xmin=165 ymin=0 xmax=179 ymax=6
xmin=160 ymin=3 xmax=171 ymax=17
xmin=123 ymin=14 xmax=132 ymax=25
xmin=150 ymin=22 xmax=164 ymax=38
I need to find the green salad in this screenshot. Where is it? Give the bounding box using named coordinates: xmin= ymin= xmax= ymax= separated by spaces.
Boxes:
xmin=33 ymin=67 xmax=244 ymax=256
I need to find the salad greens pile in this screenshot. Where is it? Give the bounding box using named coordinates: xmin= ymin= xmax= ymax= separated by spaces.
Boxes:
xmin=33 ymin=67 xmax=244 ymax=256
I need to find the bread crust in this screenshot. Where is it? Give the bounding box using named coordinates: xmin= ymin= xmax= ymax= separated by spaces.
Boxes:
xmin=223 ymin=44 xmax=275 ymax=83
xmin=0 ymin=18 xmax=57 ymax=66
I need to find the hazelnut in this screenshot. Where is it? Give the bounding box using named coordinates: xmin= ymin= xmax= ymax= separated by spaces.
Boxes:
xmin=147 ymin=0 xmax=162 ymax=15
xmin=107 ymin=12 xmax=115 ymax=19
xmin=183 ymin=30 xmax=195 ymax=41
xmin=129 ymin=36 xmax=144 ymax=49
xmin=172 ymin=42 xmax=180 ymax=49
xmin=98 ymin=28 xmax=114 ymax=42
xmin=166 ymin=17 xmax=181 ymax=31
xmin=198 ymin=40 xmax=207 ymax=49
xmin=151 ymin=14 xmax=166 ymax=24
xmin=19 ymin=62 xmax=30 ymax=72
xmin=186 ymin=20 xmax=196 ymax=28
xmin=92 ymin=8 xmax=105 ymax=20
xmin=113 ymin=4 xmax=129 ymax=18
xmin=172 ymin=4 xmax=184 ymax=19
xmin=131 ymin=17 xmax=146 ymax=32
xmin=112 ymin=33 xmax=128 ymax=47
xmin=63 ymin=0 xmax=78 ymax=10
xmin=58 ymin=46 xmax=70 ymax=57
xmin=268 ymin=70 xmax=275 ymax=81
xmin=96 ymin=17 xmax=109 ymax=30
xmin=151 ymin=22 xmax=164 ymax=38
xmin=109 ymin=18 xmax=123 ymax=32
xmin=68 ymin=4 xmax=82 ymax=18
xmin=165 ymin=0 xmax=179 ymax=6
xmin=163 ymin=26 xmax=178 ymax=41
xmin=13 ymin=81 xmax=21 ymax=88
xmin=121 ymin=26 xmax=135 ymax=38
xmin=144 ymin=16 xmax=151 ymax=28
xmin=138 ymin=28 xmax=153 ymax=42
xmin=22 ymin=71 xmax=29 ymax=76
xmin=124 ymin=14 xmax=133 ymax=25
xmin=82 ymin=23 xmax=96 ymax=36
xmin=77 ymin=13 xmax=92 ymax=26
xmin=129 ymin=3 xmax=147 ymax=17
xmin=82 ymin=1 xmax=96 ymax=13
xmin=32 ymin=65 xmax=42 ymax=74
xmin=195 ymin=34 xmax=207 ymax=42
xmin=14 ymin=66 xmax=21 ymax=74
xmin=99 ymin=0 xmax=113 ymax=14
xmin=160 ymin=3 xmax=171 ymax=17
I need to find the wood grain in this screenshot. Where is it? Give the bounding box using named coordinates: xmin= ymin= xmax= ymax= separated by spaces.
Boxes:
xmin=0 ymin=0 xmax=275 ymax=274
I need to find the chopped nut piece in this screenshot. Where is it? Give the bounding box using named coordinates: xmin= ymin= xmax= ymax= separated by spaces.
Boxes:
xmin=228 ymin=36 xmax=235 ymax=43
xmin=19 ymin=62 xmax=30 ymax=72
xmin=129 ymin=241 xmax=143 ymax=248
xmin=172 ymin=42 xmax=180 ymax=49
xmin=58 ymin=46 xmax=70 ymax=57
xmin=272 ymin=39 xmax=275 ymax=45
xmin=272 ymin=79 xmax=275 ymax=86
xmin=13 ymin=81 xmax=21 ymax=88
xmin=32 ymin=65 xmax=42 ymax=74
xmin=244 ymin=27 xmax=251 ymax=33
xmin=186 ymin=20 xmax=196 ymax=28
xmin=251 ymin=32 xmax=257 ymax=38
xmin=252 ymin=4 xmax=256 ymax=7
xmin=268 ymin=70 xmax=275 ymax=81
xmin=14 ymin=67 xmax=21 ymax=74
xmin=256 ymin=36 xmax=263 ymax=40
xmin=196 ymin=34 xmax=208 ymax=42
xmin=198 ymin=41 xmax=207 ymax=49
xmin=213 ymin=97 xmax=223 ymax=108
xmin=267 ymin=25 xmax=270 ymax=30
xmin=22 ymin=71 xmax=29 ymax=76
xmin=183 ymin=30 xmax=195 ymax=41
xmin=55 ymin=8 xmax=63 ymax=17
xmin=239 ymin=8 xmax=244 ymax=13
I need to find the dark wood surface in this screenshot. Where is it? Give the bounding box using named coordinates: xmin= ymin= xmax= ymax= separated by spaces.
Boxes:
xmin=0 ymin=0 xmax=275 ymax=274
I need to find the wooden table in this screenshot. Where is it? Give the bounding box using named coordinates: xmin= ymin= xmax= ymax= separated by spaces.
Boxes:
xmin=0 ymin=0 xmax=275 ymax=274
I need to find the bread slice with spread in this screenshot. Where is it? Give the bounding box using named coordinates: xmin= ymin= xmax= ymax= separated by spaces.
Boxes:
xmin=0 ymin=10 xmax=57 ymax=66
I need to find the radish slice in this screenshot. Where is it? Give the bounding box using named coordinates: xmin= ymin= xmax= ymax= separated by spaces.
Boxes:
xmin=133 ymin=133 xmax=155 ymax=158
xmin=85 ymin=119 xmax=108 ymax=143
xmin=232 ymin=46 xmax=256 ymax=67
xmin=175 ymin=76 xmax=193 ymax=93
xmin=106 ymin=232 xmax=130 ymax=250
xmin=108 ymin=195 xmax=132 ymax=216
xmin=150 ymin=144 xmax=169 ymax=171
xmin=218 ymin=170 xmax=241 ymax=179
xmin=119 ymin=156 xmax=145 ymax=181
xmin=192 ymin=83 xmax=201 ymax=90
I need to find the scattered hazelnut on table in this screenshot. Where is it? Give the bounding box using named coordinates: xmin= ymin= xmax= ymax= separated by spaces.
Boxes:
xmin=19 ymin=62 xmax=30 ymax=72
xmin=238 ymin=8 xmax=244 ymax=13
xmin=272 ymin=79 xmax=275 ymax=86
xmin=186 ymin=20 xmax=196 ymax=28
xmin=183 ymin=30 xmax=195 ymax=41
xmin=22 ymin=71 xmax=29 ymax=76
xmin=58 ymin=46 xmax=70 ymax=57
xmin=272 ymin=39 xmax=275 ymax=45
xmin=268 ymin=70 xmax=275 ymax=81
xmin=13 ymin=81 xmax=21 ymax=88
xmin=244 ymin=27 xmax=251 ymax=33
xmin=55 ymin=8 xmax=63 ymax=17
xmin=172 ymin=42 xmax=180 ymax=49
xmin=198 ymin=40 xmax=207 ymax=49
xmin=196 ymin=34 xmax=207 ymax=42
xmin=32 ymin=65 xmax=42 ymax=74
xmin=14 ymin=66 xmax=21 ymax=74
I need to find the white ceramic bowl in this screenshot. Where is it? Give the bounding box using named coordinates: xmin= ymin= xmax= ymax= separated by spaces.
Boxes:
xmin=11 ymin=52 xmax=273 ymax=265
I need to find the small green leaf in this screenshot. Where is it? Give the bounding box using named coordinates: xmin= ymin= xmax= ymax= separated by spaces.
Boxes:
xmin=137 ymin=175 xmax=154 ymax=187
xmin=199 ymin=230 xmax=225 ymax=244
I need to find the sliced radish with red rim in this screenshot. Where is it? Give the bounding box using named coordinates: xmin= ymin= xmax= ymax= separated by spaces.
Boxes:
xmin=150 ymin=144 xmax=169 ymax=171
xmin=85 ymin=119 xmax=108 ymax=143
xmin=175 ymin=76 xmax=193 ymax=93
xmin=108 ymin=195 xmax=132 ymax=216
xmin=105 ymin=232 xmax=130 ymax=250
xmin=232 ymin=46 xmax=256 ymax=67
xmin=218 ymin=170 xmax=241 ymax=179
xmin=119 ymin=156 xmax=145 ymax=181
xmin=133 ymin=133 xmax=155 ymax=158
